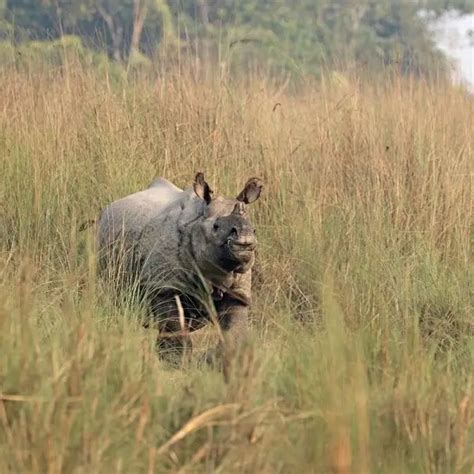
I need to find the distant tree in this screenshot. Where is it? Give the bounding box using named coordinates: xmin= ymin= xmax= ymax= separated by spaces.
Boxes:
xmin=170 ymin=0 xmax=474 ymax=77
xmin=418 ymin=0 xmax=474 ymax=13
xmin=2 ymin=0 xmax=473 ymax=76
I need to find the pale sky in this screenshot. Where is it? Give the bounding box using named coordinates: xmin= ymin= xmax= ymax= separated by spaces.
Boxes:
xmin=432 ymin=13 xmax=474 ymax=91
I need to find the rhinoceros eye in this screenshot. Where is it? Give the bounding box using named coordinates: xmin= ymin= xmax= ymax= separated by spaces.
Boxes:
xmin=213 ymin=223 xmax=219 ymax=231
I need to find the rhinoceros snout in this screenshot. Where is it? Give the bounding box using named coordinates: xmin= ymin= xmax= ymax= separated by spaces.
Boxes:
xmin=228 ymin=234 xmax=256 ymax=248
xmin=226 ymin=227 xmax=257 ymax=257
xmin=227 ymin=223 xmax=256 ymax=246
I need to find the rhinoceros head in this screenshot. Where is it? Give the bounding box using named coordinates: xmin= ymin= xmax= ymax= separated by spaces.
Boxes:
xmin=190 ymin=172 xmax=263 ymax=279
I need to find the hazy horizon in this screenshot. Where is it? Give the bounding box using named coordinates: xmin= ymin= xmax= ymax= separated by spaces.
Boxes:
xmin=434 ymin=13 xmax=474 ymax=91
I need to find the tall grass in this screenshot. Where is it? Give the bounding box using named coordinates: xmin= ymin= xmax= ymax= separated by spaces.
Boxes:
xmin=0 ymin=61 xmax=472 ymax=473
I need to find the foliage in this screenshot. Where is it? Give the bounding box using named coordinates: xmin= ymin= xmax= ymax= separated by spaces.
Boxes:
xmin=1 ymin=0 xmax=474 ymax=77
xmin=0 ymin=35 xmax=126 ymax=80
xmin=173 ymin=0 xmax=452 ymax=77
xmin=0 ymin=63 xmax=472 ymax=472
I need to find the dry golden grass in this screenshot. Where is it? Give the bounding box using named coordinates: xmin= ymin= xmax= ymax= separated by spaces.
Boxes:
xmin=0 ymin=61 xmax=472 ymax=473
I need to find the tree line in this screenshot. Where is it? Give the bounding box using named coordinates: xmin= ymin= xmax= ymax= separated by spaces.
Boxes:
xmin=1 ymin=0 xmax=473 ymax=77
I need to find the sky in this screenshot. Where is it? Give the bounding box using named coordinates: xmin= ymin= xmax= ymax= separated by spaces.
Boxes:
xmin=433 ymin=13 xmax=474 ymax=91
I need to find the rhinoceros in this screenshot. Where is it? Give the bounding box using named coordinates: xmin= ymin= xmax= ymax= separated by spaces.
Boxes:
xmin=98 ymin=173 xmax=263 ymax=364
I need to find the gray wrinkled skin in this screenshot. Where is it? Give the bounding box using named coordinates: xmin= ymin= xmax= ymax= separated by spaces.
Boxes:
xmin=98 ymin=173 xmax=263 ymax=366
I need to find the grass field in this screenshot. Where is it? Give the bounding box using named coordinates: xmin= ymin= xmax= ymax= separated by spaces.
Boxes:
xmin=0 ymin=61 xmax=472 ymax=473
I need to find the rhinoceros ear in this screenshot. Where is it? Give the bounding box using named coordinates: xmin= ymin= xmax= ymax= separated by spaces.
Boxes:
xmin=236 ymin=177 xmax=263 ymax=204
xmin=193 ymin=172 xmax=213 ymax=204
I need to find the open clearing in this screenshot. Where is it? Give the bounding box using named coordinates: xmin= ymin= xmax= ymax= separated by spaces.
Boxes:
xmin=0 ymin=65 xmax=473 ymax=473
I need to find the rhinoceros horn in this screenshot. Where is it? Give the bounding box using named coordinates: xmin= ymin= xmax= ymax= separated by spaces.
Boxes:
xmin=232 ymin=201 xmax=246 ymax=216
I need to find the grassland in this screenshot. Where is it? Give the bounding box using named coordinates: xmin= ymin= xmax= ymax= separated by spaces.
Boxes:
xmin=0 ymin=61 xmax=472 ymax=473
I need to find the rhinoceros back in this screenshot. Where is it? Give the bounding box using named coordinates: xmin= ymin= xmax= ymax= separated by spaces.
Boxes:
xmin=98 ymin=178 xmax=183 ymax=269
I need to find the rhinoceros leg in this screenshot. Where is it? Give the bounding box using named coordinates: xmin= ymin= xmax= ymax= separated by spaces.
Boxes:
xmin=157 ymin=321 xmax=193 ymax=367
xmin=150 ymin=295 xmax=194 ymax=367
xmin=217 ymin=301 xmax=249 ymax=347
xmin=203 ymin=296 xmax=249 ymax=369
